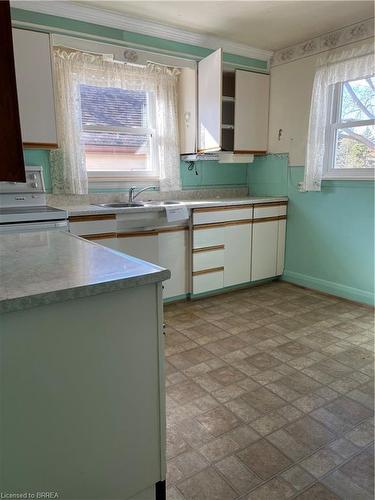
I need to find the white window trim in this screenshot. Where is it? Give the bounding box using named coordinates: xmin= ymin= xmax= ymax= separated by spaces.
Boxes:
xmin=323 ymin=79 xmax=375 ymax=181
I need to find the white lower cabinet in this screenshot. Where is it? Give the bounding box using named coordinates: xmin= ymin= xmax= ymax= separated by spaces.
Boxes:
xmin=251 ymin=220 xmax=278 ymax=281
xmin=224 ymin=223 xmax=252 ymax=287
xmin=116 ymin=233 xmax=159 ymax=265
xmin=158 ymin=229 xmax=189 ymax=299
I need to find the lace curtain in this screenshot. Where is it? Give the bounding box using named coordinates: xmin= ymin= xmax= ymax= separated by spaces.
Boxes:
xmin=51 ymin=47 xmax=181 ymax=194
xmin=303 ymin=42 xmax=374 ymax=191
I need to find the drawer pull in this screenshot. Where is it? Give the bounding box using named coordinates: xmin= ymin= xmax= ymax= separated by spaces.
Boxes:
xmin=192 ymin=266 xmax=224 ymax=276
xmin=253 ymin=215 xmax=287 ymax=223
xmin=84 ymin=232 xmax=117 ymax=240
xmin=193 ymin=244 xmax=224 ymax=253
xmin=193 ymin=219 xmax=253 ymax=230
xmin=69 ymin=214 xmax=116 ymax=222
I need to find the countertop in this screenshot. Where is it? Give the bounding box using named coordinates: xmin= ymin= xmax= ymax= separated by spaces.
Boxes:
xmin=0 ymin=231 xmax=170 ymax=314
xmin=57 ymin=196 xmax=288 ymax=217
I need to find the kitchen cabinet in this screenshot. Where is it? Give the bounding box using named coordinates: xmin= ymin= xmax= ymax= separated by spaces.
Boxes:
xmin=158 ymin=228 xmax=189 ymax=299
xmin=197 ymin=48 xmax=269 ymax=154
xmin=192 ymin=206 xmax=253 ymax=294
xmin=0 ymin=1 xmax=25 ymax=182
xmin=178 ymin=67 xmax=197 ymax=154
xmin=1 ymin=275 xmax=166 ymax=499
xmin=116 ymin=231 xmax=159 ymax=266
xmin=12 ymin=28 xmax=58 ymax=148
xmin=234 ymin=70 xmax=269 ymax=153
xmin=224 ymin=222 xmax=252 ymax=287
xmin=69 ymin=215 xmax=189 ymax=300
xmin=198 ymin=48 xmax=223 ymax=152
xmin=251 ymin=202 xmax=287 ymax=281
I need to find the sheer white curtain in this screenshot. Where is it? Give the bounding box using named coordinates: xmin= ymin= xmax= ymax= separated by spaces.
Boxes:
xmin=303 ymin=42 xmax=374 ymax=191
xmin=50 ymin=47 xmax=181 ymax=194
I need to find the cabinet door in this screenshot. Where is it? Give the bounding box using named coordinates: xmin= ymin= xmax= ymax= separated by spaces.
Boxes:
xmin=116 ymin=233 xmax=159 ymax=265
xmin=0 ymin=2 xmax=25 ymax=182
xmin=178 ymin=67 xmax=197 ymax=154
xmin=252 ymin=220 xmax=278 ymax=281
xmin=276 ymin=219 xmax=286 ymax=276
xmin=85 ymin=236 xmax=118 ymax=251
xmin=224 ymin=223 xmax=252 ymax=287
xmin=198 ymin=48 xmax=222 ymax=152
xmin=158 ymin=229 xmax=188 ymax=299
xmin=234 ymin=70 xmax=269 ymax=153
xmin=12 ymin=28 xmax=57 ymax=147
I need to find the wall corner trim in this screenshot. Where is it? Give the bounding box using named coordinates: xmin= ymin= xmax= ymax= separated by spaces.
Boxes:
xmin=282 ymin=270 xmax=374 ymax=306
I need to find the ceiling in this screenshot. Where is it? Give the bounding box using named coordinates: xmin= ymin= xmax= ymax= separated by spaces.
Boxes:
xmin=74 ymin=1 xmax=374 ymax=51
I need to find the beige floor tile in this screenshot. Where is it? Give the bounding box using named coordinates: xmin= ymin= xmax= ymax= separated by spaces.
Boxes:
xmin=294 ymin=483 xmax=341 ymax=499
xmin=199 ymin=434 xmax=239 ymax=462
xmin=241 ymin=386 xmax=287 ymax=414
xmin=245 ymin=477 xmax=295 ymax=499
xmin=281 ymin=465 xmax=315 ymax=491
xmin=345 ymin=418 xmax=374 ymax=447
xmin=196 ymin=406 xmax=240 ymax=437
xmin=237 ymin=439 xmax=292 ymax=480
xmin=177 ymin=466 xmax=237 ymax=500
xmin=215 ymin=455 xmax=261 ymax=494
xmin=300 ymin=448 xmax=344 ymax=477
xmin=170 ymin=449 xmax=209 ymax=480
xmin=164 ymin=283 xmax=374 ymax=497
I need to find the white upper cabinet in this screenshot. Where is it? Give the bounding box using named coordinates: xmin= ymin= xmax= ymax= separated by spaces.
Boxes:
xmin=198 ymin=48 xmax=223 ymax=152
xmin=195 ymin=47 xmax=269 ymax=154
xmin=234 ymin=70 xmax=269 ymax=153
xmin=178 ymin=67 xmax=197 ymax=154
xmin=12 ymin=28 xmax=57 ymax=147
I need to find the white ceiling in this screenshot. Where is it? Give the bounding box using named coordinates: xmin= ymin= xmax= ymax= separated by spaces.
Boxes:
xmin=74 ymin=1 xmax=374 ymax=51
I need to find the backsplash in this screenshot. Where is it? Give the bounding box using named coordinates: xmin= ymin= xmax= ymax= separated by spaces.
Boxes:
xmin=24 ymin=149 xmax=250 ymax=195
xmin=47 ymin=186 xmax=249 ymax=208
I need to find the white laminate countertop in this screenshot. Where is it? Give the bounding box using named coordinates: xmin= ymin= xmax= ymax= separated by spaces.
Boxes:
xmin=58 ymin=196 xmax=288 ymax=217
xmin=0 ymin=231 xmax=170 ymax=314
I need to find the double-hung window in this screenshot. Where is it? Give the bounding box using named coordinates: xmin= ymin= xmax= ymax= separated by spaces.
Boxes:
xmin=325 ymin=76 xmax=375 ymax=178
xmin=80 ymin=84 xmax=157 ymax=179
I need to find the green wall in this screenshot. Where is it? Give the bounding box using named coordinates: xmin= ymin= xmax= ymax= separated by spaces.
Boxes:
xmin=248 ymin=154 xmax=375 ymax=305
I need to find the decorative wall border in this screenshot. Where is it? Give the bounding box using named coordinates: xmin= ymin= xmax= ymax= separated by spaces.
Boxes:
xmin=272 ymin=18 xmax=374 ymax=66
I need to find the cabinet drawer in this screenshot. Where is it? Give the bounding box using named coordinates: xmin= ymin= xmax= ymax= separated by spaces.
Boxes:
xmin=193 ymin=206 xmax=253 ymax=225
xmin=254 ymin=202 xmax=287 ymax=219
xmin=193 ymin=226 xmax=224 ymax=249
xmin=69 ymin=215 xmax=116 ymax=236
xmin=193 ymin=269 xmax=224 ymax=294
xmin=193 ymin=247 xmax=224 ymax=272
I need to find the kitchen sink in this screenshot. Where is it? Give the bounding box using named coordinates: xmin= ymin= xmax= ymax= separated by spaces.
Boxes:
xmin=142 ymin=200 xmax=182 ymax=206
xmin=93 ymin=202 xmax=144 ymax=208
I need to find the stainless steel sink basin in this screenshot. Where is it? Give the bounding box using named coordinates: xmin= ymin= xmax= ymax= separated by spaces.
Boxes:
xmin=93 ymin=202 xmax=144 ymax=208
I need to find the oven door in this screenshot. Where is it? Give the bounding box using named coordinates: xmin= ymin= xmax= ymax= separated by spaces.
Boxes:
xmin=0 ymin=220 xmax=68 ymax=234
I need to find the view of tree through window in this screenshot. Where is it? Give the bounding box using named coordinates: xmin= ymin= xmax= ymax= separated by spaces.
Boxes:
xmin=334 ymin=76 xmax=374 ymax=169
xmin=79 ymin=84 xmax=155 ymax=174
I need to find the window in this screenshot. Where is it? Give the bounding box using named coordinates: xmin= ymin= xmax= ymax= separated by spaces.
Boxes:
xmin=79 ymin=84 xmax=157 ymax=178
xmin=325 ymin=76 xmax=375 ymax=178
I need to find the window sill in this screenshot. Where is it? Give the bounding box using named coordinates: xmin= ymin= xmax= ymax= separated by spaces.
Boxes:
xmin=322 ymin=175 xmax=375 ymax=181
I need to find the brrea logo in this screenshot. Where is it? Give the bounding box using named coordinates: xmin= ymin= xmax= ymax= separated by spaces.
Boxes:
xmin=0 ymin=494 xmax=59 ymax=499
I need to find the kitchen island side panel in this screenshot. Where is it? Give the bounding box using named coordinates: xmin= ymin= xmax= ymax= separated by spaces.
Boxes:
xmin=0 ymin=283 xmax=165 ymax=500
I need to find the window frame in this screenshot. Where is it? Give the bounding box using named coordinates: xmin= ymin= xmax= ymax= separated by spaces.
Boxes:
xmin=323 ymin=76 xmax=375 ymax=180
xmin=81 ymin=87 xmax=159 ymax=180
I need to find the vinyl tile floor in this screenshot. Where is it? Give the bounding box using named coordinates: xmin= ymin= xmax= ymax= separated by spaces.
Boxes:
xmin=163 ymin=281 xmax=374 ymax=500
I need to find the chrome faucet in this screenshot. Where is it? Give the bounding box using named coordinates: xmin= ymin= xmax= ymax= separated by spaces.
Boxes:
xmin=128 ymin=185 xmax=157 ymax=203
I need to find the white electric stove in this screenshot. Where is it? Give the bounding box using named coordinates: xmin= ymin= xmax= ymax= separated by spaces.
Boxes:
xmin=0 ymin=166 xmax=68 ymax=233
